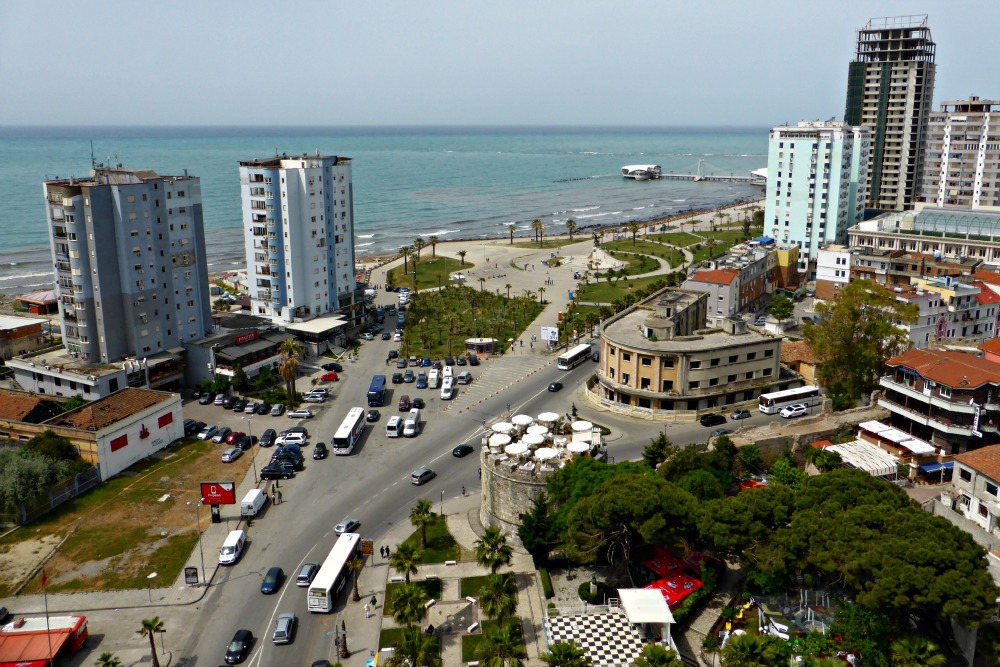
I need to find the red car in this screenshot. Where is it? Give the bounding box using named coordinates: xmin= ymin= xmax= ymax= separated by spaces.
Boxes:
xmin=321 ymin=372 xmax=339 ymax=382
xmin=225 ymin=431 xmax=246 ymax=445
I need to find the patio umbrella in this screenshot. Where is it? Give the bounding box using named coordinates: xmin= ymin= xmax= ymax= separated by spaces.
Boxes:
xmin=511 ymin=414 xmax=534 ymax=427
xmin=489 ymin=433 xmax=512 ymax=447
xmin=534 ymin=447 xmax=558 ymax=461
xmin=504 ymin=442 xmax=529 ymax=456
xmin=491 ymin=422 xmax=514 ymax=434
xmin=537 ymin=412 xmax=560 ymax=423
xmin=522 ymin=433 xmax=545 ymax=446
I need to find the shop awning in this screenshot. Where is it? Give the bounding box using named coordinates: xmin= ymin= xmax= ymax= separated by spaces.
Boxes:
xmin=918 ymin=461 xmax=954 ymax=474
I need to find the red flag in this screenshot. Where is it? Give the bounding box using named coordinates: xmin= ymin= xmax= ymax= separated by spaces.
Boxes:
xmin=41 ymin=568 xmax=46 ymax=587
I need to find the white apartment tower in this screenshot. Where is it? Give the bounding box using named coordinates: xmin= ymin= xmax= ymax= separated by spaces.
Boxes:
xmin=920 ymin=96 xmax=1000 ymax=210
xmin=844 ymin=15 xmax=936 ymax=211
xmin=43 ymin=167 xmax=212 ymax=363
xmin=240 ymin=154 xmax=357 ymax=323
xmin=764 ymin=121 xmax=870 ymax=273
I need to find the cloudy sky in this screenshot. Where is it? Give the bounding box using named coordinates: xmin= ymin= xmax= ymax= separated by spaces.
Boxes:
xmin=1 ymin=1 xmax=994 ymax=127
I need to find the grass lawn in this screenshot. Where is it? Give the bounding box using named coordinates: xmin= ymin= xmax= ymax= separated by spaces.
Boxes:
xmin=604 ymin=250 xmax=661 ymax=276
xmin=400 ymin=515 xmax=464 ymax=563
xmin=387 ymin=256 xmax=470 ymax=292
xmin=461 ymin=619 xmax=524 ymax=662
xmin=603 ymin=239 xmax=686 ymax=268
xmin=460 ymin=572 xmax=515 ymax=598
xmin=649 ymin=231 xmax=704 ymax=247
xmin=511 ymin=239 xmax=570 ymax=249
xmin=384 ymin=579 xmax=443 ymax=616
xmin=577 ymin=274 xmax=667 ymax=304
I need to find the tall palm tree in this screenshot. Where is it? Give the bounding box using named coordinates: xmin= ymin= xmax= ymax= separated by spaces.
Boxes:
xmin=720 ymin=632 xmax=778 ymax=667
xmin=538 ymin=287 xmax=546 ymax=304
xmin=505 ymin=283 xmax=512 ymax=299
xmin=278 ymin=338 xmax=303 ymax=408
xmin=96 ymin=653 xmax=124 ymax=667
xmin=390 ymin=583 xmax=429 ymax=628
xmin=138 ymin=617 xmax=164 ymax=667
xmin=400 ymin=245 xmax=410 ymax=273
xmin=428 ymin=235 xmax=439 ymax=258
xmin=508 ymin=223 xmax=517 ymax=245
xmin=627 ymin=222 xmax=640 ymax=246
xmin=477 ymin=623 xmax=526 ymax=667
xmin=458 ymin=249 xmax=468 ymax=266
xmin=532 ymin=219 xmax=544 ymax=246
xmin=475 ymin=526 xmax=513 ymax=574
xmin=479 ymin=277 xmax=487 ymax=292
xmin=390 ymin=542 xmax=421 ymax=584
xmin=347 ymin=556 xmax=363 ymax=601
xmin=706 ymin=239 xmax=719 ymax=258
xmin=390 ymin=627 xmax=441 ymax=667
xmin=634 ymin=644 xmax=684 ymax=667
xmin=565 ymin=219 xmax=577 ymax=242
xmin=890 ymin=636 xmax=947 ymax=667
xmin=479 ymin=573 xmax=518 ymax=623
xmin=414 ymin=237 xmax=426 ymax=261
xmin=409 ymin=499 xmax=435 ymax=549
xmin=541 ymin=641 xmax=591 ymax=667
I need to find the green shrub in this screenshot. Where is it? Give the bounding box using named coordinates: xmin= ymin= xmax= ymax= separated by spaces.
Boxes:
xmin=577 ymin=580 xmax=615 ymax=604
xmin=539 ymin=568 xmax=554 ymax=599
xmin=672 ymin=563 xmax=720 ymax=626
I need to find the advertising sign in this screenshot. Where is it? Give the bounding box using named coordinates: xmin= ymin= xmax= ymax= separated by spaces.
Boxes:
xmin=361 ymin=539 xmax=374 ymax=557
xmin=973 ymin=406 xmax=983 ymax=438
xmin=184 ymin=567 xmax=199 ymax=585
xmin=540 ymin=326 xmax=559 ymax=342
xmin=200 ymin=481 xmax=237 ymax=505
xmin=234 ymin=330 xmax=259 ymax=346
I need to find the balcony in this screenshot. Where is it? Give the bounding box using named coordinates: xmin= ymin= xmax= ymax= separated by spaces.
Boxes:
xmin=877 ymin=395 xmax=974 ymax=436
xmin=55 ymin=261 xmax=72 ymax=273
xmin=879 ymin=377 xmax=976 ymax=414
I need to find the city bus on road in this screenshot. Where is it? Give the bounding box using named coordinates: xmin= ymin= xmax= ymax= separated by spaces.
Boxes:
xmin=367 ymin=375 xmax=386 ymax=407
xmin=758 ymin=385 xmax=822 ymax=414
xmin=332 ymin=407 xmax=365 ymax=455
xmin=308 ymin=532 xmax=361 ymax=613
xmin=557 ymin=343 xmax=592 ymax=370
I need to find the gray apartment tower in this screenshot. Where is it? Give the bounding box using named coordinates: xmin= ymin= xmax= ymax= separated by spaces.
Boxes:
xmin=845 ymin=15 xmax=936 ymax=211
xmin=44 ymin=167 xmax=212 ymax=363
xmin=920 ymin=96 xmax=1000 ymax=209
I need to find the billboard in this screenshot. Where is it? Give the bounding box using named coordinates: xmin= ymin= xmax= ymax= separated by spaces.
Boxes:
xmin=540 ymin=326 xmax=559 ymax=342
xmin=200 ymin=481 xmax=237 ymax=505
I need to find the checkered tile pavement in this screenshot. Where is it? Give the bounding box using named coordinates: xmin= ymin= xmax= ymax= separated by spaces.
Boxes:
xmin=545 ymin=611 xmax=645 ymax=666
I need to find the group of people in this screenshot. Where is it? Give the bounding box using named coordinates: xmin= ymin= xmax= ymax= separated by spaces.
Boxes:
xmin=379 ymin=544 xmax=392 ymax=558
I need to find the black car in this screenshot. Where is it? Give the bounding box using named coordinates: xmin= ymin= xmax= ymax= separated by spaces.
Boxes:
xmin=730 ymin=408 xmax=752 ymax=420
xmin=223 ymin=396 xmax=236 ymax=409
xmin=260 ymin=463 xmax=295 ymax=480
xmin=260 ymin=566 xmax=284 ymax=594
xmin=548 ymin=381 xmax=563 ymax=392
xmin=392 ymin=372 xmax=404 ymax=384
xmin=366 ymin=409 xmax=380 ymax=422
xmin=259 ymin=428 xmax=277 ymax=447
xmin=699 ymin=413 xmax=727 ymax=427
xmin=412 ymin=397 xmax=425 ymax=409
xmin=233 ymin=398 xmax=249 ymax=412
xmin=455 ymin=356 xmax=467 ymax=366
xmin=386 ymin=284 xmax=395 ymax=292
xmin=237 ymin=435 xmax=255 ymax=451
xmin=185 ymin=420 xmax=206 ymax=437
xmin=388 ymin=349 xmax=399 ymax=359
xmin=225 ymin=629 xmax=254 ymax=664
xmin=452 ymin=443 xmax=474 ymax=458
xmin=313 ymin=442 xmax=329 ymax=459
xmin=381 ymin=332 xmax=391 ymax=340
xmin=198 ymin=393 xmax=213 ymax=405
xmin=322 ymin=362 xmax=344 ymax=372
xmin=444 ymin=355 xmax=455 ymax=366
xmin=272 ymin=453 xmax=304 ymax=470
xmin=256 ymin=401 xmax=271 ymax=416
xmin=468 ymin=355 xmax=479 ymax=366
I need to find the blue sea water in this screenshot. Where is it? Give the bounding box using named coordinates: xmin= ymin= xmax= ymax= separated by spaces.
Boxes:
xmin=0 ymin=126 xmax=766 ymax=294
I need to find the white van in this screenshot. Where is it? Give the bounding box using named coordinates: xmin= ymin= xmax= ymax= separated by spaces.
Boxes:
xmin=441 ymin=376 xmax=455 ymax=400
xmin=403 ymin=408 xmax=421 ymax=437
xmin=240 ymin=489 xmax=266 ymax=517
xmin=219 ymin=529 xmax=246 ymax=565
xmin=456 ymin=371 xmax=473 ymax=385
xmin=385 ymin=416 xmax=403 ymax=438
xmin=442 ymin=365 xmax=454 ymax=379
xmin=427 ymin=368 xmax=440 ymax=389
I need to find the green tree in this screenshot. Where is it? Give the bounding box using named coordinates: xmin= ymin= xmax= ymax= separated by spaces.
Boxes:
xmin=741 ymin=216 xmax=751 ymax=239
xmin=458 ymin=249 xmax=467 ymax=266
xmin=409 ymin=498 xmax=435 ymax=549
xmin=736 ymin=445 xmax=764 ymax=477
xmin=831 ymin=600 xmax=891 ymax=667
xmin=137 ymin=617 xmax=164 ymax=667
xmin=634 ymin=643 xmax=685 ymax=667
xmin=428 ymin=235 xmax=439 ymax=258
xmin=255 ymin=365 xmax=276 ymax=389
xmin=677 ymin=469 xmax=725 ymax=500
xmin=60 ymin=394 xmax=88 ymax=412
xmin=23 ymin=430 xmax=78 ymax=461
xmin=479 ymin=573 xmax=518 ymax=622
xmin=768 ymin=454 xmax=805 ymax=488
xmin=541 ymin=641 xmax=591 ymax=667
xmin=642 ymin=432 xmax=676 ymax=469
xmin=803 ymin=279 xmax=918 ymax=409
xmin=96 ymin=652 xmax=123 ymax=667
xmin=890 ymin=636 xmax=946 ymax=667
xmin=475 ymin=526 xmax=513 ymax=574
xmin=278 ymin=338 xmax=303 ymax=407
xmin=477 ymin=622 xmax=526 ymax=667
xmin=518 ymin=494 xmax=556 ymax=565
xmin=347 ymin=556 xmax=363 ymax=601
xmin=389 ymin=627 xmax=441 ymax=667
xmin=400 ymin=246 xmax=411 ymax=273
xmin=565 ymin=219 xmax=577 ymax=243
xmin=720 ymin=632 xmax=780 ymax=666
xmin=232 ymin=364 xmax=250 ymax=392
xmin=413 ymin=237 xmax=426 ymax=261
xmin=390 ymin=542 xmax=421 ymax=584
xmin=390 ymin=583 xmax=429 ymax=627
xmin=532 ymin=219 xmax=544 ymax=246
xmin=768 ymin=294 xmax=795 ymax=321
xmin=508 ymin=223 xmax=517 ymax=245
xmin=627 ymin=222 xmax=640 ymax=246
xmin=805 ymin=447 xmax=843 ymax=473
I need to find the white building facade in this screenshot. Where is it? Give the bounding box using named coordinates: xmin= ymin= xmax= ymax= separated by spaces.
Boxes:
xmin=764 ymin=121 xmax=870 ymax=273
xmin=920 ymin=97 xmax=1000 ymax=210
xmin=240 ymin=155 xmax=357 ymax=323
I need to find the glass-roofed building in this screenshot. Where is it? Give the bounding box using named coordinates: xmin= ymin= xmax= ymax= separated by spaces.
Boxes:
xmin=849 ymin=206 xmax=1000 ymax=267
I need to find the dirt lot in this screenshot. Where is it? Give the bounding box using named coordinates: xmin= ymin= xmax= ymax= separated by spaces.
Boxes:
xmin=0 ymin=436 xmax=258 ymax=597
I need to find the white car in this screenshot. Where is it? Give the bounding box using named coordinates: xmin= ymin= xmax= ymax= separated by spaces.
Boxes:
xmin=276 ymin=432 xmax=307 ymax=446
xmin=361 ymin=332 xmax=374 ymax=341
xmin=393 ymin=332 xmax=402 ymax=342
xmin=303 ymin=394 xmax=327 ymax=404
xmin=288 ymin=409 xmax=313 ymax=419
xmin=221 ymin=447 xmax=243 ymax=463
xmin=779 ymin=403 xmax=808 ymax=419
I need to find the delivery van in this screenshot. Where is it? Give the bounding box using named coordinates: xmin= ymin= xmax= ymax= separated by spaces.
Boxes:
xmin=403 ymin=408 xmax=421 ymax=437
xmin=240 ymin=489 xmax=266 ymax=517
xmin=219 ymin=529 xmax=246 ymax=565
xmin=386 ymin=416 xmax=403 ymax=438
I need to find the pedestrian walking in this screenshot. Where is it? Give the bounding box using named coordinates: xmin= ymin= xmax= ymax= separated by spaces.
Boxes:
xmin=386 ymin=545 xmax=391 ymax=558
xmin=365 ymin=603 xmax=371 ymax=618
xmin=370 ymin=595 xmax=377 ymax=607
xmin=277 ymin=490 xmax=283 ymax=504
xmin=380 ymin=546 xmax=385 ymax=558
xmin=482 ymin=418 xmax=487 ymax=428
xmin=271 ymin=491 xmax=277 ymax=505
xmin=461 ymin=485 xmax=466 ymax=497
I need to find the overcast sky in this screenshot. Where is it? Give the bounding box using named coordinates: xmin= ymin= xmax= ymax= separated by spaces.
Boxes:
xmin=1 ymin=1 xmax=994 ymax=127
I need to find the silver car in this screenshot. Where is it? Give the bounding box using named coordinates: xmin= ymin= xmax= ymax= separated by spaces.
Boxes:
xmin=272 ymin=612 xmax=296 ymax=645
xmin=221 ymin=447 xmax=242 ymax=463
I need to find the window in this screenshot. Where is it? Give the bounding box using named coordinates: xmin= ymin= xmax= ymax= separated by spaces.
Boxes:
xmin=764 ymin=349 xmax=773 ymax=358
xmin=690 ymin=360 xmax=702 ymax=369
xmin=729 ymin=355 xmax=738 ymax=363
xmin=939 ymin=386 xmax=952 ymax=398
xmin=663 ymin=357 xmax=674 ymax=368
xmin=662 ymin=380 xmax=674 ymax=391
xmin=747 ymin=352 xmax=757 ymax=360
xmin=987 ymin=482 xmax=999 ymax=498
xmin=979 ymin=503 xmax=989 ymax=518
xmin=641 ymin=357 xmax=651 ymax=367
xmin=959 ymin=467 xmax=972 ymax=482
xmin=710 ymin=358 xmax=719 ymax=367
xmin=622 ymin=352 xmax=631 ymax=362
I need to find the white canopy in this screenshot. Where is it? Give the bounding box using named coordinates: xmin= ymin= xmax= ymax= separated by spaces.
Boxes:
xmin=618 ymin=588 xmax=675 ymax=625
xmin=522 ymin=433 xmax=546 ymax=446
xmin=535 ymin=447 xmax=558 ymax=460
xmin=568 ymin=441 xmax=590 ymax=453
xmin=571 ymin=420 xmax=593 ymax=432
xmin=489 ymin=433 xmax=512 ymax=447
xmin=859 ymin=420 xmax=890 ymax=433
xmin=511 ymin=414 xmax=534 ymax=427
xmin=537 ymin=412 xmax=560 ymax=423
xmin=491 ymin=422 xmax=514 ymax=434
xmin=827 ymin=439 xmax=899 ymax=478
xmin=899 ymin=438 xmax=936 ymax=455
xmin=527 ymin=424 xmax=549 ymax=436
xmin=504 ymin=442 xmax=529 ymax=456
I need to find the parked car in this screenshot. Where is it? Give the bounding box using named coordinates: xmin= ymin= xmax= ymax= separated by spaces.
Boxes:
xmin=699 ymin=413 xmax=726 ymax=427
xmin=455 ymin=355 xmax=467 ymax=366
xmin=260 ymin=566 xmax=284 ymax=594
xmin=468 ymin=354 xmax=479 ymax=366
xmin=321 ymin=372 xmax=339 ymax=382
xmin=256 ymin=401 xmax=271 ymax=416
xmin=324 ymin=362 xmax=344 ymax=372
xmin=198 ymin=424 xmax=218 ymax=440
xmin=259 ymin=429 xmax=277 ymax=447
xmin=388 ymin=349 xmax=399 ymax=359
xmin=444 ymin=355 xmax=455 ymax=366
xmin=303 ymin=394 xmax=327 ymax=404
xmin=591 ymin=351 xmax=600 ymax=362
xmin=335 ymin=518 xmax=360 ymax=535
xmin=398 ymin=395 xmax=411 ymax=411
xmin=244 ymin=402 xmax=258 ymax=414
xmin=271 ymin=452 xmax=305 ymax=470
xmin=440 ymin=386 xmax=455 ymax=400
xmin=223 ymin=396 xmax=236 ymax=409
xmin=403 ymin=369 xmax=415 ymax=383
xmin=754 ymin=316 xmax=767 ymax=326
xmin=710 ymin=428 xmax=732 ymax=438
xmin=237 ymin=435 xmax=255 ymax=451
xmin=198 ymin=393 xmax=213 ymax=405
xmin=221 ymin=447 xmax=243 ymax=463
xmin=394 ymin=332 xmax=402 ymax=343
xmin=392 ymin=372 xmax=404 ymax=384
xmin=225 ymin=431 xmax=245 ymax=445
xmin=260 ymin=463 xmax=295 ymax=480
xmin=366 ymin=409 xmax=380 ymax=422
xmin=270 ymin=403 xmax=285 ymax=417
xmin=395 ymin=358 xmax=407 ymax=368
xmin=361 ymin=332 xmax=374 ymax=341
xmin=409 ymin=356 xmax=419 ymax=367
xmin=212 ymin=427 xmax=233 ymax=444
xmin=411 ymin=468 xmax=436 ymax=485
xmin=547 ymin=382 xmax=563 ymax=392
xmin=271 ymin=612 xmax=297 ymax=645
xmin=185 ymin=420 xmax=205 ymax=437
xmin=452 ymin=443 xmax=474 ymax=458
xmin=233 ymin=398 xmax=249 ymax=412
xmin=780 ymin=403 xmax=808 ymax=419
xmin=730 ymin=408 xmax=752 ymax=420
xmin=416 ymin=373 xmax=428 ymax=389
xmin=312 ymin=442 xmax=329 ymax=459
xmin=225 ymin=629 xmax=254 ymax=664
xmin=288 ymin=408 xmax=314 ymax=419
xmin=421 ymin=357 xmax=431 ymax=367
xmin=381 ymin=332 xmax=391 ymax=340
xmin=296 ymin=562 xmax=319 ymax=586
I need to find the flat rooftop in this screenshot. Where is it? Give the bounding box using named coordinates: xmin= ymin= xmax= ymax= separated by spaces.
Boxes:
xmin=10 ymin=346 xmax=126 ymax=378
xmin=604 ymin=309 xmax=773 ymax=352
xmin=239 ymin=154 xmax=351 ymax=168
xmin=0 ymin=314 xmax=48 ymax=330
xmin=45 ymin=166 xmax=195 ymax=188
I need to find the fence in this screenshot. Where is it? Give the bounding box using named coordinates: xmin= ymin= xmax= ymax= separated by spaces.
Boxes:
xmin=0 ymin=466 xmax=102 ymax=527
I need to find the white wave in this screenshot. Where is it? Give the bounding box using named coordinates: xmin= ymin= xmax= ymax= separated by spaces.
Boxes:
xmin=576 ymin=211 xmax=618 ymax=220
xmin=571 ymin=206 xmax=600 ymax=213
xmin=632 ymin=206 xmax=646 ymax=211
xmin=672 ymin=199 xmax=687 ymax=202
xmin=0 ymin=270 xmax=52 ymax=283
xmin=356 ymin=242 xmax=375 ymax=247
xmin=357 ymin=233 xmax=376 ymax=238
xmin=418 ymin=229 xmax=461 ymax=237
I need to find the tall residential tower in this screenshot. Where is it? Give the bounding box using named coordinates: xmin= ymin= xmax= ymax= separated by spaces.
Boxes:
xmin=239 ymin=154 xmax=357 ymax=323
xmin=43 ymin=167 xmax=212 ymax=363
xmin=845 ymin=15 xmax=936 ymax=211
xmin=920 ymin=96 xmax=1000 ymax=210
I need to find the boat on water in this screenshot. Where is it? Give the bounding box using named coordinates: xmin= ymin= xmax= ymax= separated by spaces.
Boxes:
xmin=621 ymin=164 xmax=662 ymax=180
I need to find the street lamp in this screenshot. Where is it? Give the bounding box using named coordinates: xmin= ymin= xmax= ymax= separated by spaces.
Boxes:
xmin=187 ymin=501 xmax=206 ymax=584
xmin=146 ymin=571 xmax=157 ymax=602
xmin=158 ymin=629 xmax=166 ymax=654
xmin=242 ymin=415 xmax=258 ymax=483
xmin=440 ymin=490 xmax=443 ymax=516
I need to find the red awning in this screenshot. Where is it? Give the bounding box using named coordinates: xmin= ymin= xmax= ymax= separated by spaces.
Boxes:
xmin=0 ymin=627 xmax=72 ymax=664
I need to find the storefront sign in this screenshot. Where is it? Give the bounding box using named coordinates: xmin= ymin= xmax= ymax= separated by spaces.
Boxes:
xmin=234 ymin=331 xmax=259 ymax=346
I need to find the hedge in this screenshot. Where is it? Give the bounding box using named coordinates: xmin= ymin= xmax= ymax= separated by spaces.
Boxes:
xmin=539 ymin=568 xmax=554 ymax=599
xmin=671 ymin=563 xmax=720 ymax=626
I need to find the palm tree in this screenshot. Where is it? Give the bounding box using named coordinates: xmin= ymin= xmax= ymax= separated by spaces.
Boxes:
xmin=706 ymin=239 xmax=719 ymax=258
xmin=347 ymin=556 xmax=363 ymax=601
xmin=532 ymin=219 xmax=544 ymax=246
xmin=713 ymin=211 xmax=726 ymax=232
xmin=475 ymin=526 xmax=513 ymax=574
xmin=538 ymin=287 xmax=546 ymax=304
xmin=477 ymin=623 xmax=527 ymax=667
xmin=479 ymin=573 xmax=518 ymax=622
xmin=390 ymin=583 xmax=429 ymax=628
xmin=541 ymin=641 xmax=591 ymax=667
xmin=278 ymin=338 xmax=303 ymax=408
xmin=627 ymin=222 xmax=639 ymax=246
xmin=479 ymin=277 xmax=487 ymax=292
xmin=429 ymin=235 xmax=439 ymax=258
xmin=720 ymin=632 xmax=778 ymax=667
xmin=390 ymin=627 xmax=441 ymax=667
xmin=409 ymin=498 xmax=435 ymax=549
xmin=138 ymin=617 xmax=164 ymax=667
xmin=508 ymin=223 xmax=517 ymax=245
xmin=634 ymin=644 xmax=684 ymax=667
xmin=505 ymin=283 xmax=512 ymax=299
xmin=414 ymin=237 xmax=426 ymax=262
xmin=890 ymin=636 xmax=947 ymax=667
xmin=458 ymin=249 xmax=467 ymax=266
xmin=96 ymin=653 xmax=123 ymax=667
xmin=400 ymin=245 xmax=410 ymax=273
xmin=390 ymin=542 xmax=421 ymax=584
xmin=565 ymin=219 xmax=577 ymax=242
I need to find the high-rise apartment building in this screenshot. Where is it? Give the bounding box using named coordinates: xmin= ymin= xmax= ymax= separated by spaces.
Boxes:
xmin=920 ymin=96 xmax=1000 ymax=209
xmin=845 ymin=15 xmax=936 ymax=211
xmin=239 ymin=154 xmax=357 ymax=323
xmin=43 ymin=167 xmax=211 ymax=364
xmin=764 ymin=121 xmax=870 ymax=272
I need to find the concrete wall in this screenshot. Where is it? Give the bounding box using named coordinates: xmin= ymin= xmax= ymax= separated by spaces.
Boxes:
xmin=479 ymin=447 xmax=550 ymax=533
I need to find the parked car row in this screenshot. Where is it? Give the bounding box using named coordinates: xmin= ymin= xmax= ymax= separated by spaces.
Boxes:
xmin=197 ymin=392 xmax=286 ymax=417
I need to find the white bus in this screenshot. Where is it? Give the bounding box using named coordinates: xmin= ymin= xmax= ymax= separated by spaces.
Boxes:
xmin=758 ymin=385 xmax=822 ymax=414
xmin=332 ymin=407 xmax=365 ymax=455
xmin=308 ymin=532 xmax=360 ymax=613
xmin=557 ymin=343 xmax=592 ymax=370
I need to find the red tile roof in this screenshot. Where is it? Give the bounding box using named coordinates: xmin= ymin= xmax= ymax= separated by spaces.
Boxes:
xmin=955 ymin=444 xmax=1000 ymax=483
xmin=689 ymin=269 xmax=738 ymax=286
xmin=972 ymin=282 xmax=1000 ymax=305
xmin=973 ymin=270 xmax=1000 ymax=287
xmin=979 ymin=337 xmax=1000 ymax=356
xmin=781 ymin=340 xmax=818 ymax=365
xmin=886 ymin=348 xmax=1000 ymax=389
xmin=46 ymin=388 xmax=172 ymax=431
xmin=0 ymin=390 xmax=48 ymax=421
xmin=811 ymin=440 xmax=834 ymax=449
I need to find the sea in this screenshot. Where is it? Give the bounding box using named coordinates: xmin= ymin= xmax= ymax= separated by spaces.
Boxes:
xmin=0 ymin=126 xmax=767 ymax=295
